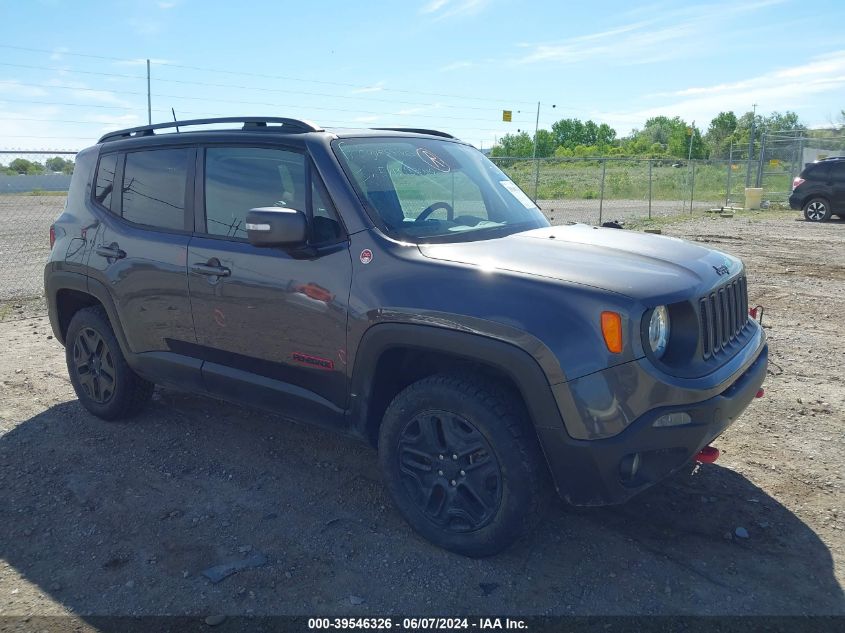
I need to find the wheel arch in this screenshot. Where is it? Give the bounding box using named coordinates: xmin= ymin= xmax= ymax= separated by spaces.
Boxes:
xmin=46 ymin=270 xmax=132 ymax=358
xmin=347 ymin=323 xmax=566 ymax=448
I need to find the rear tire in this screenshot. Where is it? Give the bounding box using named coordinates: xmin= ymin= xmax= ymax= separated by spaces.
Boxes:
xmin=803 ymin=198 xmax=832 ymax=222
xmin=378 ymin=373 xmax=548 ymax=557
xmin=65 ymin=306 xmax=154 ymax=420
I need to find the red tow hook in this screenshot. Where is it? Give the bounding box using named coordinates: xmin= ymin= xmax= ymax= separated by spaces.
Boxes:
xmin=695 ymin=446 xmax=720 ymax=464
xmin=755 ymin=388 xmax=765 ymax=398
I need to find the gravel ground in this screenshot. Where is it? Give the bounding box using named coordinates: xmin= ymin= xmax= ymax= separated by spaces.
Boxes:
xmin=0 ymin=210 xmax=843 ymax=622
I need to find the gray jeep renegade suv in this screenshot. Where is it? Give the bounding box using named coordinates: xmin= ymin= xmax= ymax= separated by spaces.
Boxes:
xmin=45 ymin=117 xmax=768 ymax=556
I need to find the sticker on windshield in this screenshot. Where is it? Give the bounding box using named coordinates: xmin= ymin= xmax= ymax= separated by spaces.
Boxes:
xmin=499 ymin=180 xmax=537 ymax=209
xmin=416 ymin=148 xmax=451 ymax=172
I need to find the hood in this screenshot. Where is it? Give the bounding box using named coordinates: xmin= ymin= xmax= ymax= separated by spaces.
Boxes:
xmin=417 ymin=224 xmax=742 ymax=301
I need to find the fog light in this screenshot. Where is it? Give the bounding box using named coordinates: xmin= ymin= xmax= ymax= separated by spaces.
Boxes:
xmin=619 ymin=452 xmax=641 ymax=482
xmin=652 ymin=412 xmax=692 ymax=427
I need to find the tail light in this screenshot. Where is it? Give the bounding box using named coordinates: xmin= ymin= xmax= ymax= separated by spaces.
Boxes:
xmin=792 ymin=177 xmax=805 ymax=190
xmin=49 ymin=225 xmax=56 ymax=249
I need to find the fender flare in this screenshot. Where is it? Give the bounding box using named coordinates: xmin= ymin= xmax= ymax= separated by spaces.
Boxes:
xmin=45 ymin=269 xmax=133 ymax=359
xmin=347 ymin=322 xmax=567 ymax=440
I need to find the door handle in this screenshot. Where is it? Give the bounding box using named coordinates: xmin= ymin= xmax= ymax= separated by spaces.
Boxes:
xmin=96 ymin=244 xmax=126 ymax=259
xmin=191 ymin=263 xmax=231 ymax=277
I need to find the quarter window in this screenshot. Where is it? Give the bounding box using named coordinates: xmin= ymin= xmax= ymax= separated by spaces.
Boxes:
xmin=94 ymin=153 xmax=118 ymax=211
xmin=121 ymin=148 xmax=189 ymax=231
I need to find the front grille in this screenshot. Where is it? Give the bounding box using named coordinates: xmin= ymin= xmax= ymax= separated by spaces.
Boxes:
xmin=699 ymin=275 xmax=748 ymax=359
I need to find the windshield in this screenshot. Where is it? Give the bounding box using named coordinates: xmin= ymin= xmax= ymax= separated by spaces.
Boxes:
xmin=332 ymin=137 xmax=549 ymax=243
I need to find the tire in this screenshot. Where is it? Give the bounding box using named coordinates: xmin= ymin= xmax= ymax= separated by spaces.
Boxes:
xmin=378 ymin=373 xmax=549 ymax=557
xmin=803 ymin=198 xmax=832 ymax=222
xmin=65 ymin=306 xmax=154 ymax=420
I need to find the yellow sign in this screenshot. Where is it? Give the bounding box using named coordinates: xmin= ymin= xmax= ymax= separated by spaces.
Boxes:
xmin=502 ymin=110 xmax=512 ymax=122
xmin=769 ymin=159 xmax=780 ymax=167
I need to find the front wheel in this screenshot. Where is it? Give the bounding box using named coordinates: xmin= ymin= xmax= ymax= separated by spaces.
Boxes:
xmin=804 ymin=198 xmax=832 ymax=222
xmin=378 ymin=373 xmax=548 ymax=557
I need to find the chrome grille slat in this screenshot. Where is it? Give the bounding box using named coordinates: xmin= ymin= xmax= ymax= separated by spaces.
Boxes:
xmin=699 ymin=275 xmax=749 ymax=360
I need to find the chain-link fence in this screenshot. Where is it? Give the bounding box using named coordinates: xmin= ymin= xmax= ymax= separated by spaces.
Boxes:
xmin=0 ymin=151 xmax=75 ymax=309
xmin=2 ymin=147 xmax=829 ymax=319
xmin=490 ymin=157 xmax=757 ymax=225
xmin=759 ymin=133 xmax=845 ymax=203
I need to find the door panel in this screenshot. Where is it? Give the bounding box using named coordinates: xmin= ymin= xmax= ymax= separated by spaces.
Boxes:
xmin=86 ymin=147 xmax=196 ymax=355
xmin=187 ymin=237 xmax=352 ymax=412
xmin=187 ymin=144 xmax=352 ymax=421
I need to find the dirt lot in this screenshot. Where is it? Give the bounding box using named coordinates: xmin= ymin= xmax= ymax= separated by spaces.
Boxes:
xmin=0 ymin=210 xmax=843 ymax=621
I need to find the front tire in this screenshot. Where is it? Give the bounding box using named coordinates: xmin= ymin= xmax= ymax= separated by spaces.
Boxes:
xmin=378 ymin=373 xmax=548 ymax=557
xmin=65 ymin=306 xmax=154 ymax=420
xmin=803 ymin=198 xmax=832 ymax=222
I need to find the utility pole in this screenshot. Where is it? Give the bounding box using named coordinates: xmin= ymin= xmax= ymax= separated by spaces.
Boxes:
xmin=683 ymin=121 xmax=695 ymax=213
xmin=532 ymin=101 xmax=541 ymax=201
xmin=146 ymin=59 xmax=152 ymax=125
xmin=745 ymin=103 xmax=757 ymax=188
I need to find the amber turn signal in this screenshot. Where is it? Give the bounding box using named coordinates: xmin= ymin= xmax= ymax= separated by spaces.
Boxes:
xmin=600 ymin=311 xmax=623 ymax=354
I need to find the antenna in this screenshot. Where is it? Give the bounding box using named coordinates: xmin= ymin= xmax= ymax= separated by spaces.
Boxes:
xmin=171 ymin=108 xmax=180 ymax=133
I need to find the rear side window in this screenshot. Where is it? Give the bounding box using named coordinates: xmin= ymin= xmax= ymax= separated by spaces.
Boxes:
xmin=121 ymin=148 xmax=189 ymax=231
xmin=802 ymin=162 xmax=830 ymax=180
xmin=94 ymin=153 xmax=118 ymax=210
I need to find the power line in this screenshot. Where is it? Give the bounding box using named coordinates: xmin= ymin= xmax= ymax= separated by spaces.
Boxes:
xmin=0 ymin=43 xmax=539 ymax=106
xmin=0 ymin=114 xmax=520 ymax=135
xmin=0 ymin=81 xmax=538 ymax=125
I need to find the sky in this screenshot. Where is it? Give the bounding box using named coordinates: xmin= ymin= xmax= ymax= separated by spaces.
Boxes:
xmin=1 ymin=0 xmax=844 ymax=151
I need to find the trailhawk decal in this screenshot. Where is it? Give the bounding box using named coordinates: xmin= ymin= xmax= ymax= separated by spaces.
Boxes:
xmin=291 ymin=352 xmax=335 ymax=370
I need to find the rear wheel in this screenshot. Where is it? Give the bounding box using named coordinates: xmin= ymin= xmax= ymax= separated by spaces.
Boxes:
xmin=803 ymin=198 xmax=832 ymax=222
xmin=378 ymin=373 xmax=548 ymax=557
xmin=65 ymin=306 xmax=154 ymax=420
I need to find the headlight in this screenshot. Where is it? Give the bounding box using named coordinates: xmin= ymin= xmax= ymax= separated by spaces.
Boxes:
xmin=648 ymin=305 xmax=670 ymax=358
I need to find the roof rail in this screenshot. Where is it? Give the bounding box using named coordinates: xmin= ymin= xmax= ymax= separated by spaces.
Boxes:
xmin=98 ymin=117 xmax=323 ymax=143
xmin=371 ymin=127 xmax=455 ymax=139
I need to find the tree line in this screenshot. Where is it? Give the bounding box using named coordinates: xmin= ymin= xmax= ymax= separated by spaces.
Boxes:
xmin=1 ymin=157 xmax=75 ymax=176
xmin=490 ymin=109 xmax=841 ymax=160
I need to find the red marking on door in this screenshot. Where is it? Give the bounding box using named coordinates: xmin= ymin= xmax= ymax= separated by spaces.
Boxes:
xmin=292 ymin=352 xmax=334 ymax=370
xmin=213 ymin=308 xmax=226 ymax=327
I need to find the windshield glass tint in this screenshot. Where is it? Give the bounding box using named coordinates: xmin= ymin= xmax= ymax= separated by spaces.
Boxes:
xmin=333 ymin=138 xmax=549 ymax=242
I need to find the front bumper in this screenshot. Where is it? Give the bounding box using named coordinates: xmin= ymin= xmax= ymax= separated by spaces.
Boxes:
xmin=538 ymin=340 xmax=768 ymax=506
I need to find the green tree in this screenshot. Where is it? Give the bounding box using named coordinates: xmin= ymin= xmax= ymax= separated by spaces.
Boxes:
xmin=550 ymin=118 xmax=587 ymax=149
xmin=45 ymin=157 xmax=71 ymax=172
xmin=533 ymin=129 xmax=556 ymax=157
xmin=490 ymin=132 xmax=533 ymax=157
xmin=8 ymin=158 xmax=45 ymax=175
xmin=705 ymin=111 xmax=738 ymax=158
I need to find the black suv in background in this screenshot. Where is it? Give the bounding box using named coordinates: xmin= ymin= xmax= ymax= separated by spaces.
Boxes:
xmin=789 ymin=156 xmax=845 ymax=221
xmin=45 ymin=117 xmax=768 ymax=556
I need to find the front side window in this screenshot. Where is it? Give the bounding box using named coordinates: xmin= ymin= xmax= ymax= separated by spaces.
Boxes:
xmin=94 ymin=153 xmax=118 ymax=211
xmin=121 ymin=148 xmax=189 ymax=230
xmin=204 ymin=147 xmax=343 ymax=245
xmin=333 ymin=138 xmax=548 ymax=243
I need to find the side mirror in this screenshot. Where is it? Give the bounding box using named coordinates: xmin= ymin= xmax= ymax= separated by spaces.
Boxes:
xmin=246 ymin=207 xmax=307 ymax=248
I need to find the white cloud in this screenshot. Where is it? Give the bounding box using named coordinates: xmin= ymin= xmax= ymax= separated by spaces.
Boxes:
xmin=351 ymin=81 xmax=386 ymax=95
xmin=593 ymin=50 xmax=845 ymax=133
xmin=0 ymin=80 xmax=49 ymax=98
xmin=516 ymin=0 xmax=786 ymax=66
xmin=439 ymin=60 xmax=474 ymax=72
xmin=420 ymin=0 xmax=490 ymax=20
xmin=158 ymin=1 xmax=176 ymax=8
